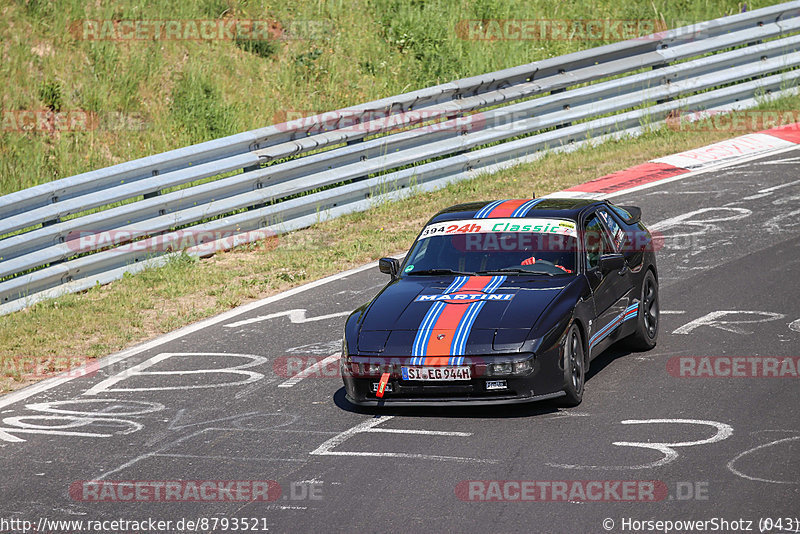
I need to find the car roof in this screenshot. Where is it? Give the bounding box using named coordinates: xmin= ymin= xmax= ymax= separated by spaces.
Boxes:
xmin=428 ymin=197 xmax=603 ymax=224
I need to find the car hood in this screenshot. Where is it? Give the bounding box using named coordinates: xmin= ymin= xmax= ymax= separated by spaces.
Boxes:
xmin=357 ymin=275 xmax=570 ymax=355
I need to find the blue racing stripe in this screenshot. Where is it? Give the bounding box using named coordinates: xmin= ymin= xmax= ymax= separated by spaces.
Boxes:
xmin=623 ymin=302 xmax=639 ymax=322
xmin=590 ymin=314 xmax=623 ymax=347
xmin=511 ymin=198 xmax=544 ymax=217
xmin=484 ymin=275 xmax=507 ymax=293
xmin=412 ymin=300 xmax=446 ymax=362
xmin=474 ymin=199 xmax=506 ymax=219
xmin=418 ymin=276 xmax=468 ymax=364
xmin=453 ymin=301 xmax=486 ymax=364
xmin=589 ymin=302 xmax=640 ymax=348
xmin=444 ymin=275 xmax=468 ymax=294
xmin=448 ymin=275 xmax=506 ymax=363
xmin=450 ymin=300 xmax=484 ymax=362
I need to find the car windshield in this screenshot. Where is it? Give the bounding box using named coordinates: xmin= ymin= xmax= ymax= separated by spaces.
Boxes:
xmin=402 ymin=218 xmax=578 ymax=276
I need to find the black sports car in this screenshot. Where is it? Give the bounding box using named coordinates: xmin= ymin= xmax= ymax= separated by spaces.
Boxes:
xmin=341 ymin=197 xmax=659 ymax=406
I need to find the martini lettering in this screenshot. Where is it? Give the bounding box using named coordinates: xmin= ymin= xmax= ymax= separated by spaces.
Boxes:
xmin=415 ymin=293 xmax=514 ymax=302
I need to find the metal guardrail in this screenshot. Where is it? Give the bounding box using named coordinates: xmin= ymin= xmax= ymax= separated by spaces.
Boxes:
xmin=2 ymin=1 xmax=800 ymax=315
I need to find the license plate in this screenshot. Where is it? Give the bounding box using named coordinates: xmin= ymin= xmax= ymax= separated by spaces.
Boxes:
xmin=485 ymin=380 xmax=507 ymax=390
xmin=401 ymin=366 xmax=471 ymax=381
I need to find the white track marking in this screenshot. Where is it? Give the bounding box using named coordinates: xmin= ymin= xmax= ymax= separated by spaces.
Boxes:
xmin=0 ymin=428 xmax=111 ymax=443
xmin=278 ymin=353 xmax=341 ymax=388
xmin=224 ymin=309 xmax=351 ymax=328
xmin=0 ymin=255 xmax=404 ymax=409
xmin=549 ymin=419 xmax=733 ymax=470
xmin=93 ymin=424 xmax=328 ymax=480
xmin=0 ymin=415 xmax=143 ymax=443
xmin=673 ymin=311 xmax=786 ymax=335
xmin=24 ymin=399 xmax=165 ymax=417
xmin=2 ymin=415 xmax=141 ymax=432
xmin=752 ymin=156 xmax=800 ymax=165
xmin=727 ymin=435 xmax=800 ymax=484
xmin=649 ymin=207 xmax=752 ymax=237
xmin=310 ymin=417 xmax=391 ymax=453
xmin=742 ymin=177 xmax=800 ymax=200
xmin=309 ymin=416 xmax=497 ymax=463
xmin=285 ymin=339 xmax=343 ymax=355
xmin=661 ymin=310 xmax=686 ymax=314
xmin=154 ymin=453 xmax=307 ymax=462
xmin=83 ymin=352 xmax=267 ymax=395
xmin=363 ymin=428 xmax=471 ymax=436
xmin=310 ymin=450 xmax=497 ymax=463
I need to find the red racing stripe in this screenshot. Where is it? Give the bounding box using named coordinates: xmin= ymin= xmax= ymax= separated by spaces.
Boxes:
xmin=565 ymin=162 xmax=689 ymax=194
xmin=423 ymin=276 xmax=493 ymax=364
xmin=484 ymin=199 xmax=529 ymax=218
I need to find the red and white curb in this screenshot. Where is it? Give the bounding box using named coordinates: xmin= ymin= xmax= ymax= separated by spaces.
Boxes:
xmin=552 ymin=123 xmax=800 ymax=199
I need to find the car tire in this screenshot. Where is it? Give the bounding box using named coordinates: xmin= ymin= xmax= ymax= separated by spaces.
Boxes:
xmin=560 ymin=323 xmax=585 ymax=407
xmin=625 ymin=269 xmax=659 ymax=351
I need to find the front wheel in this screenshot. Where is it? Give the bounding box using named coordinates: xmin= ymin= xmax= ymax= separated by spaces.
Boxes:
xmin=559 ymin=323 xmax=585 ymax=407
xmin=625 ymin=269 xmax=659 ymax=351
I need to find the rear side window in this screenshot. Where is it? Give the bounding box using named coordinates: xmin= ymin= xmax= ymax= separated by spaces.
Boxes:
xmin=597 ymin=208 xmax=626 ymax=251
xmin=584 ymin=215 xmax=614 ymax=270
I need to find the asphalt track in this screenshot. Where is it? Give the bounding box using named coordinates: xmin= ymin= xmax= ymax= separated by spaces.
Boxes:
xmin=1 ymin=148 xmax=799 ymax=534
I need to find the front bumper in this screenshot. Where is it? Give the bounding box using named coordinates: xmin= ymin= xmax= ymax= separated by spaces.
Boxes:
xmin=341 ymin=351 xmax=564 ymax=406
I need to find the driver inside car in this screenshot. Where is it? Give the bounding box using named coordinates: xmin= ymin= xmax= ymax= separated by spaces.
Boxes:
xmin=519 ymin=255 xmax=573 ymax=273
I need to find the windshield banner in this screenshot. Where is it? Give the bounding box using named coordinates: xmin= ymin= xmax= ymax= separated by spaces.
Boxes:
xmin=418 ymin=218 xmax=577 ymax=240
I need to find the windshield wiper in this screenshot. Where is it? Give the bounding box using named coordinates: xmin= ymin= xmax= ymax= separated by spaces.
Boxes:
xmin=476 ymin=268 xmax=556 ymax=276
xmin=406 ymin=268 xmax=476 ymax=276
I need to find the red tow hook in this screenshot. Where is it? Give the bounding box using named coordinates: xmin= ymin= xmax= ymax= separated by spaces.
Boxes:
xmin=376 ymin=372 xmax=390 ymax=398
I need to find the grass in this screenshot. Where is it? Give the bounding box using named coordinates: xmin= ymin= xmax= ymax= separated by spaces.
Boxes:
xmin=3 ymin=90 xmax=800 ymax=393
xmin=0 ymin=0 xmax=776 ymax=194
xmin=0 ymin=0 xmax=795 ymax=392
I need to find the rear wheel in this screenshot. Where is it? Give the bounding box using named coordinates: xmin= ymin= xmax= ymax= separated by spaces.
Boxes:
xmin=625 ymin=270 xmax=659 ymax=351
xmin=560 ymin=323 xmax=585 ymax=407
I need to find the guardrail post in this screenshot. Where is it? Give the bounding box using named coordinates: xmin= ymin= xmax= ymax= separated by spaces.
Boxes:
xmin=143 ymin=170 xmax=161 ymax=200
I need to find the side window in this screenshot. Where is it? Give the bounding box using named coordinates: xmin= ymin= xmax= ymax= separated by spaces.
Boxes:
xmin=584 ymin=215 xmax=613 ymax=270
xmin=597 ymin=208 xmax=626 ymax=251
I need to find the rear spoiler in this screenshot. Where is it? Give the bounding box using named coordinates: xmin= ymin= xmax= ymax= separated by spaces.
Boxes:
xmin=619 ymin=205 xmax=642 ymax=224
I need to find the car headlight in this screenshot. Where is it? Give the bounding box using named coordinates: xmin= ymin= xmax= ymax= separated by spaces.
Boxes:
xmin=513 ymin=360 xmax=532 ymax=374
xmin=491 ymin=362 xmax=513 ymax=375
xmin=488 ymin=358 xmax=533 ymax=376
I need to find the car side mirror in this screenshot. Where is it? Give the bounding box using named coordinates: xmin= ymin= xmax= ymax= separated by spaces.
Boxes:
xmin=599 ymin=253 xmax=625 ymax=273
xmin=379 ymin=257 xmax=400 ymax=279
